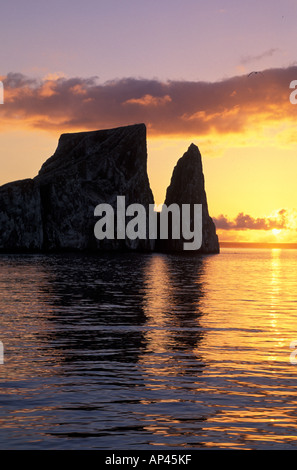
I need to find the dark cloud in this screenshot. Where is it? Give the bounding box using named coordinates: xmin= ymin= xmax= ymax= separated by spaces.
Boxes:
xmin=3 ymin=72 xmax=38 ymax=89
xmin=0 ymin=66 xmax=296 ymax=135
xmin=213 ymin=209 xmax=288 ymax=231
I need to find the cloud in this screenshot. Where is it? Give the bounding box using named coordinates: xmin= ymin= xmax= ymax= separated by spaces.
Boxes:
xmin=240 ymin=48 xmax=280 ymax=65
xmin=123 ymin=94 xmax=172 ymax=107
xmin=0 ymin=66 xmax=297 ymax=136
xmin=213 ymin=209 xmax=290 ymax=231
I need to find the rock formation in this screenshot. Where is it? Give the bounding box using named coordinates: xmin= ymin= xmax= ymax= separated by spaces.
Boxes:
xmin=0 ymin=124 xmax=154 ymax=252
xmin=0 ymin=123 xmax=219 ymax=254
xmin=156 ymin=143 xmax=220 ymax=254
xmin=0 ymin=178 xmax=43 ymax=252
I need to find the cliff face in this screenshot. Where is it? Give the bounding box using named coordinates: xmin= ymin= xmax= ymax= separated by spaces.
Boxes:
xmin=0 ymin=124 xmax=219 ymax=254
xmin=0 ymin=124 xmax=154 ymax=252
xmin=0 ymin=179 xmax=43 ymax=251
xmin=156 ymin=143 xmax=220 ymax=254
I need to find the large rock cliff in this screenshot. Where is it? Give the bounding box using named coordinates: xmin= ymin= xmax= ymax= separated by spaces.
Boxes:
xmin=0 ymin=124 xmax=219 ymax=254
xmin=0 ymin=124 xmax=154 ymax=252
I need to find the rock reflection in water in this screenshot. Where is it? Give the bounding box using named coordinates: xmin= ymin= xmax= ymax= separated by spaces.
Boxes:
xmin=35 ymin=252 xmax=206 ymax=373
xmin=36 ymin=253 xmax=150 ymax=365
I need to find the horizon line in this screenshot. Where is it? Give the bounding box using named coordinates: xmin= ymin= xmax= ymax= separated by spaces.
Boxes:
xmin=220 ymin=241 xmax=297 ymax=249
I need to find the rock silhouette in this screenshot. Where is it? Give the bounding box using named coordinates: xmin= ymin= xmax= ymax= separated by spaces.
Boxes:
xmin=156 ymin=143 xmax=219 ymax=253
xmin=0 ymin=123 xmax=219 ymax=254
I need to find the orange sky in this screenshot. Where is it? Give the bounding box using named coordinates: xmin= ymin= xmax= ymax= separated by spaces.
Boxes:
xmin=1 ymin=67 xmax=297 ymax=243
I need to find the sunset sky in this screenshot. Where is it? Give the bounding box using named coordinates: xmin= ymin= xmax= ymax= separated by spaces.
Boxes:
xmin=1 ymin=0 xmax=297 ymax=243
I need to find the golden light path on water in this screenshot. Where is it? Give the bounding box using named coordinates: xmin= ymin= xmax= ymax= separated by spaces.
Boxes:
xmin=140 ymin=248 xmax=297 ymax=448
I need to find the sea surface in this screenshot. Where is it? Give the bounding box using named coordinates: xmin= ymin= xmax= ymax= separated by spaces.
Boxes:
xmin=0 ymin=247 xmax=297 ymax=450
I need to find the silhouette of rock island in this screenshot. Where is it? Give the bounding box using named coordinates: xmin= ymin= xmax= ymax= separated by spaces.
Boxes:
xmin=156 ymin=143 xmax=219 ymax=254
xmin=0 ymin=123 xmax=219 ymax=254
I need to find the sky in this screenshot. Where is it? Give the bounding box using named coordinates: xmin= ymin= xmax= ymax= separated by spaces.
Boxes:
xmin=1 ymin=0 xmax=297 ymax=243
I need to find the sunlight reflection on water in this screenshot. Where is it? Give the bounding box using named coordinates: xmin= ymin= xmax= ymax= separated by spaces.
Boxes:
xmin=0 ymin=248 xmax=297 ymax=449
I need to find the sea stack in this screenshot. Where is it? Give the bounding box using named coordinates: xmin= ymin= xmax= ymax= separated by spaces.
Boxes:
xmin=156 ymin=143 xmax=220 ymax=254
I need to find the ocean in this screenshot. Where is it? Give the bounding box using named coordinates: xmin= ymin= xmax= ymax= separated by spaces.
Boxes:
xmin=0 ymin=247 xmax=297 ymax=450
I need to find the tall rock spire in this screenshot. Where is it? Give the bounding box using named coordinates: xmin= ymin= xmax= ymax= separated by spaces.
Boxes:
xmin=157 ymin=143 xmax=219 ymax=253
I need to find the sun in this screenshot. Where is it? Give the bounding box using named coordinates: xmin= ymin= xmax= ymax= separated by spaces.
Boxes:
xmin=272 ymin=229 xmax=281 ymax=236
